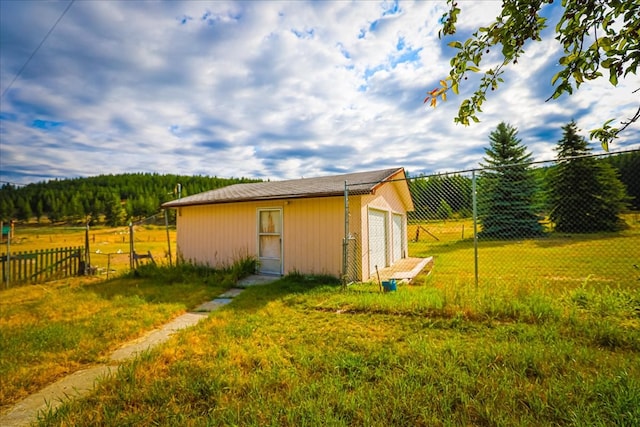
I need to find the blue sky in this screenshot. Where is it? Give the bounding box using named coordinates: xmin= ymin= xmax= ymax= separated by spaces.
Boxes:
xmin=1 ymin=0 xmax=638 ymax=185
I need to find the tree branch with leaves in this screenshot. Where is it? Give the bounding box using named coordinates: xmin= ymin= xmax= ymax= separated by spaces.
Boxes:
xmin=425 ymin=0 xmax=640 ymax=150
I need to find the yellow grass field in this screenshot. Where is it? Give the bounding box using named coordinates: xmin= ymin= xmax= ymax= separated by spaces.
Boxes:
xmin=2 ymin=225 xmax=176 ymax=281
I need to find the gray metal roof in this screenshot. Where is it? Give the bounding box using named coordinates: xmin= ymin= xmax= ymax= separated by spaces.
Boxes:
xmin=162 ymin=167 xmax=406 ymax=207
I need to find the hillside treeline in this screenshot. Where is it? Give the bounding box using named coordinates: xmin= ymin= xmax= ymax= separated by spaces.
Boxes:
xmin=409 ymin=150 xmax=639 ymax=220
xmin=1 ymin=150 xmax=637 ymax=227
xmin=0 ymin=173 xmax=260 ymax=225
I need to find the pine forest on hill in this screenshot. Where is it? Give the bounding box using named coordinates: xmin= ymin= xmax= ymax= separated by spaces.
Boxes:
xmin=0 ymin=173 xmax=261 ymax=226
xmin=0 ymin=150 xmax=638 ymax=227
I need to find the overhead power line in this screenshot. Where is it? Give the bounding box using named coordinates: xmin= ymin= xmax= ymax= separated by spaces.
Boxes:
xmin=1 ymin=0 xmax=75 ymax=100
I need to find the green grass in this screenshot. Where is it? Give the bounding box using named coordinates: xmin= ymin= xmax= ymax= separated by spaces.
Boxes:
xmin=3 ymin=222 xmax=639 ymax=425
xmin=0 ymin=260 xmax=256 ymax=410
xmin=409 ymin=214 xmax=640 ymax=290
xmin=35 ymin=274 xmax=639 ymax=426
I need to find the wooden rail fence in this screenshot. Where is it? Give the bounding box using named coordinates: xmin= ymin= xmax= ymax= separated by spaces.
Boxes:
xmin=1 ymin=246 xmax=84 ymax=286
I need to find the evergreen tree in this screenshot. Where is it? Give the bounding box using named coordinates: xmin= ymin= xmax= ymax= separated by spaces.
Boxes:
xmin=478 ymin=122 xmax=543 ymax=239
xmin=548 ymin=121 xmax=629 ymax=232
xmin=125 ymin=198 xmax=134 ymax=219
xmin=0 ymin=197 xmax=14 ymax=221
xmin=436 ymin=199 xmax=453 ymax=220
xmin=104 ymin=194 xmax=127 ymax=226
xmin=35 ymin=199 xmax=44 ymax=223
xmin=68 ymin=193 xmax=85 ymax=220
xmin=603 ymin=150 xmax=640 ymax=210
xmin=47 ymin=197 xmax=65 ymax=223
xmin=16 ymin=197 xmax=32 ymax=222
xmin=408 ymin=173 xmax=472 ymax=220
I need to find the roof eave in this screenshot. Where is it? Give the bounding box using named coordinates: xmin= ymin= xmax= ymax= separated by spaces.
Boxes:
xmin=161 ymin=189 xmax=373 ymax=208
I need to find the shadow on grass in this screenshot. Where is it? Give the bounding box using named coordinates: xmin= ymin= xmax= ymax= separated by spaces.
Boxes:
xmin=530 ymin=230 xmax=640 ymax=248
xmin=412 ymin=229 xmax=640 ymax=258
xmin=224 ymin=274 xmax=342 ymax=314
xmin=80 ymin=263 xmax=244 ymax=309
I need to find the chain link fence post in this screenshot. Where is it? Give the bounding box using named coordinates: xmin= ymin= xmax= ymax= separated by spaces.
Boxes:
xmin=342 ymin=181 xmax=349 ymax=288
xmin=472 ymin=169 xmax=478 ymax=289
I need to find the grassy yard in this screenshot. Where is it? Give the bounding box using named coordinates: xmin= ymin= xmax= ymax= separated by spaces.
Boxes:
xmin=33 ymin=274 xmax=639 ymax=425
xmin=2 ymin=222 xmax=639 ymax=425
xmin=0 ymin=262 xmax=254 ymax=412
xmin=408 ymin=213 xmax=640 ymax=290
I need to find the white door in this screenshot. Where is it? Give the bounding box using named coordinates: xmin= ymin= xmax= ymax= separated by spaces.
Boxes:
xmin=258 ymin=209 xmax=282 ymax=275
xmin=392 ymin=213 xmax=403 ymax=262
xmin=368 ymin=209 xmax=388 ymax=275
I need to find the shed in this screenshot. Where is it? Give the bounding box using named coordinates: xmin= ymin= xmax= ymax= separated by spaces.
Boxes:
xmin=162 ymin=167 xmax=414 ymax=281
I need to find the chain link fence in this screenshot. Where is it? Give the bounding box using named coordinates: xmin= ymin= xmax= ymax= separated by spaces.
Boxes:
xmin=88 ymin=213 xmax=174 ymax=278
xmin=345 ymin=151 xmax=640 ymax=288
xmin=1 ymin=212 xmax=175 ymax=286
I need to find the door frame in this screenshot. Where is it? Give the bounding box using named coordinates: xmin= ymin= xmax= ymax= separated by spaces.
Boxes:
xmin=257 ymin=208 xmax=283 ymax=275
xmin=368 ymin=208 xmax=388 ymax=276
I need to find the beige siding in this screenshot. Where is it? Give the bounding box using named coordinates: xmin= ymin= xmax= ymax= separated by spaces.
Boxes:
xmin=283 ymin=196 xmax=344 ymax=276
xmin=176 ymin=202 xmax=261 ymax=267
xmin=363 ymin=180 xmax=411 ymax=213
xmin=175 ymin=179 xmax=409 ymax=281
xmin=176 ymin=197 xmax=346 ymax=277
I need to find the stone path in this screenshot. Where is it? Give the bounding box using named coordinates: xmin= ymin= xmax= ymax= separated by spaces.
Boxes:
xmin=0 ymin=275 xmax=278 ymax=427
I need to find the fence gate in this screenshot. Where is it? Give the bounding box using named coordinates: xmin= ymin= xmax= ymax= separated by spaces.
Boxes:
xmin=1 ymin=246 xmax=84 ymax=287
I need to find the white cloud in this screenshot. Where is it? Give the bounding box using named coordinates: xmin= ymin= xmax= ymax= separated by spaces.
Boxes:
xmin=0 ymin=0 xmax=638 ymax=185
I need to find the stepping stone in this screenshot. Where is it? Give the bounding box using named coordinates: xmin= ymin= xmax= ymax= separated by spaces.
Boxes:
xmin=109 ymin=313 xmax=207 ymax=362
xmin=193 ymin=298 xmax=233 ymax=312
xmin=217 ymin=288 xmax=244 ymax=298
xmin=236 ymin=275 xmax=280 ymax=288
xmin=0 ymin=365 xmax=117 ymax=427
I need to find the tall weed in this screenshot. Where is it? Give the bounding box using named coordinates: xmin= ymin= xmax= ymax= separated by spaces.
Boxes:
xmin=34 ymin=274 xmax=640 ymax=426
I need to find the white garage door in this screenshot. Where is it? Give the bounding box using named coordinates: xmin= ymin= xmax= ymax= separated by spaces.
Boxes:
xmin=368 ymin=209 xmax=388 ymax=275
